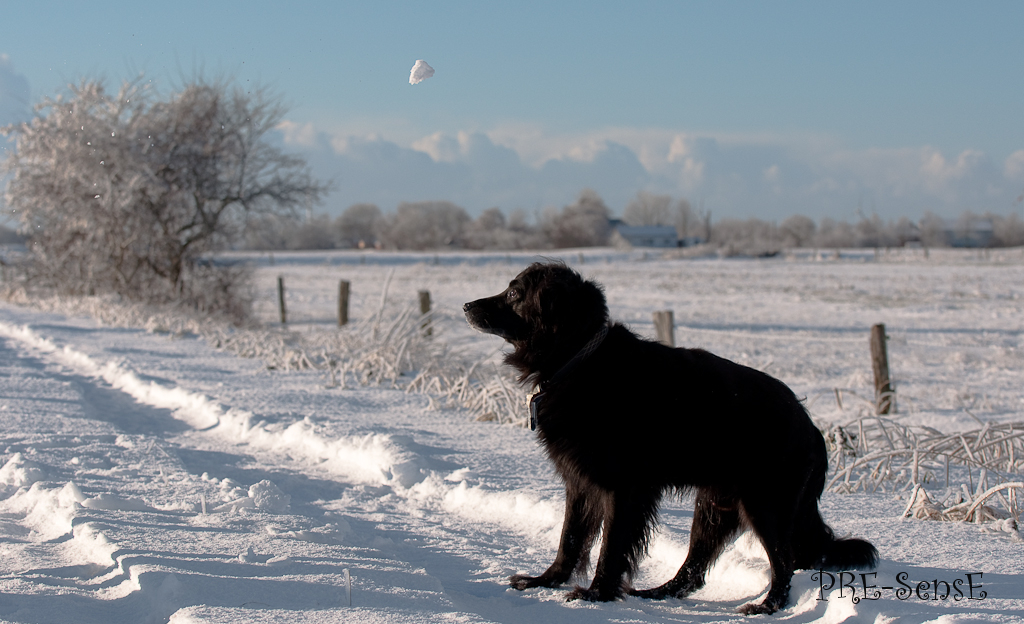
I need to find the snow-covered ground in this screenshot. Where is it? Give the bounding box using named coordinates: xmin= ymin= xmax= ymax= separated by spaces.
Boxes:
xmin=1 ymin=248 xmax=1023 ymax=623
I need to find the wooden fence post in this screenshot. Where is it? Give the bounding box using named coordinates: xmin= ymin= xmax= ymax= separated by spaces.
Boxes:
xmin=338 ymin=280 xmax=350 ymax=326
xmin=277 ymin=276 xmax=287 ymax=325
xmin=871 ymin=323 xmax=894 ymax=414
xmin=418 ymin=290 xmax=432 ymax=337
xmin=653 ymin=310 xmax=674 ymax=347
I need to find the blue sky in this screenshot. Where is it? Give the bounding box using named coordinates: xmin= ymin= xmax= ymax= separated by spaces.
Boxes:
xmin=2 ymin=1 xmax=1023 ymax=221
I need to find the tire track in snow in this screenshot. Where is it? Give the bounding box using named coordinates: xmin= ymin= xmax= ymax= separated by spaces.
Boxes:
xmin=0 ymin=333 xmax=157 ymax=614
xmin=0 ymin=322 xmax=515 ymax=622
xmin=0 ymin=321 xmax=565 ymax=548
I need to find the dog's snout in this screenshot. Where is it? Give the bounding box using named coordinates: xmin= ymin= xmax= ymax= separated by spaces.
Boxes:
xmin=463 ymin=302 xmax=472 ymax=312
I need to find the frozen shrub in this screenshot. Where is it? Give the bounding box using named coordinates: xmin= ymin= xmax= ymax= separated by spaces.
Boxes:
xmin=1 ymin=78 xmax=326 ymax=317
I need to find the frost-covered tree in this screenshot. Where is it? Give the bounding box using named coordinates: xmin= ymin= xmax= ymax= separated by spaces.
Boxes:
xmin=460 ymin=207 xmax=546 ymax=250
xmin=543 ymin=189 xmax=611 ymax=248
xmin=813 ymin=217 xmax=858 ymax=248
xmin=462 ymin=207 xmax=506 ymax=250
xmin=779 ymin=215 xmax=816 ymax=247
xmin=988 ymin=212 xmax=1024 ymax=247
xmin=378 ymin=201 xmax=470 ymax=250
xmin=674 ymin=198 xmax=695 ymax=239
xmin=1 ymin=79 xmax=326 ymax=315
xmin=709 ymin=218 xmax=781 ymax=255
xmin=623 ymin=191 xmax=672 ymax=226
xmin=241 ymin=214 xmax=294 ymax=250
xmin=918 ymin=212 xmax=949 ymax=248
xmin=854 ymin=213 xmax=898 ymax=248
xmin=335 ymin=203 xmax=382 ymax=248
xmin=288 ymin=214 xmax=336 ymax=250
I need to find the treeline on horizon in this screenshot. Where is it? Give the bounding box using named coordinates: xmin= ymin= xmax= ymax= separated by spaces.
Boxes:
xmin=236 ymin=189 xmax=1024 ymax=253
xmin=3 ymin=187 xmax=1022 ymax=254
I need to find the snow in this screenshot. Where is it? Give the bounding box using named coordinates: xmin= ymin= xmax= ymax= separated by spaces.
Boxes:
xmin=409 ymin=60 xmax=434 ymax=85
xmin=0 ymin=247 xmax=1023 ymax=623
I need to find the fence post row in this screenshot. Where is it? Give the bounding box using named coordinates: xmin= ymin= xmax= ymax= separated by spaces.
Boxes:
xmin=338 ymin=280 xmax=350 ymax=326
xmin=277 ymin=275 xmax=286 ymax=325
xmin=418 ymin=290 xmax=432 ymax=337
xmin=280 ymin=280 xmax=433 ymax=330
xmin=284 ymin=286 xmax=898 ymax=417
xmin=653 ymin=310 xmax=674 ymax=347
xmin=870 ymin=323 xmax=894 ymax=414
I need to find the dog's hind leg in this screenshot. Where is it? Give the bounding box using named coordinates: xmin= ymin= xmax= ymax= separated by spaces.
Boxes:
xmin=511 ymin=477 xmax=603 ymax=590
xmin=791 ymin=491 xmax=837 ymax=571
xmin=566 ymin=486 xmax=661 ymax=602
xmin=736 ymin=491 xmax=800 ymax=615
xmin=630 ymin=489 xmax=741 ymax=600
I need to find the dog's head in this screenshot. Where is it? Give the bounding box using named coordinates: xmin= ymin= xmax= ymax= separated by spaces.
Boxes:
xmin=464 ymin=262 xmax=608 ymax=377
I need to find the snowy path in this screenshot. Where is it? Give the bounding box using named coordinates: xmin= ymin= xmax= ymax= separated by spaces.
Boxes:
xmin=2 ymin=251 xmax=1024 ymax=622
xmin=0 ymin=307 xmax=594 ymax=623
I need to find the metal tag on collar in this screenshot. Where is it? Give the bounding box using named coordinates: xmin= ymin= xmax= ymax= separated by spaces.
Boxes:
xmin=529 ymin=392 xmax=543 ymax=431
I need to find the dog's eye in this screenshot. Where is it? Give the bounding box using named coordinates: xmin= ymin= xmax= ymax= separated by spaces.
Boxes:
xmin=507 ymin=289 xmax=518 ymax=302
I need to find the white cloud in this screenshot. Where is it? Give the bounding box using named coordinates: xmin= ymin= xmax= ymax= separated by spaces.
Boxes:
xmin=920 ymin=148 xmax=985 ymax=183
xmin=277 ymin=120 xmax=318 ymax=148
xmin=411 ymin=131 xmax=461 ymax=162
xmin=1004 ymin=150 xmax=1024 ymax=180
xmin=821 ymin=146 xmax=1004 ymax=209
xmin=273 ymin=120 xmax=1024 ymax=220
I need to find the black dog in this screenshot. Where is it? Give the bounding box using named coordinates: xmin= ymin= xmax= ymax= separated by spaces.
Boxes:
xmin=463 ymin=262 xmax=877 ymax=615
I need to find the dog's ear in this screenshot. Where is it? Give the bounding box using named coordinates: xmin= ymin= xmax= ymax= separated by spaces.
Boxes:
xmin=535 ymin=268 xmax=608 ymax=335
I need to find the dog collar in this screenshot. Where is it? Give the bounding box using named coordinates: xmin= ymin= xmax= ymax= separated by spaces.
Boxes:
xmin=529 ymin=323 xmax=610 ymax=431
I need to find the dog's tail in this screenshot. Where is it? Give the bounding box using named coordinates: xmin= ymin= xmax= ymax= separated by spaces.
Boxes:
xmin=793 ymin=508 xmax=879 ymax=571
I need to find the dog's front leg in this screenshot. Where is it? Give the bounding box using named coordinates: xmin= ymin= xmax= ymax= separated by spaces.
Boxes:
xmin=511 ymin=480 xmax=602 ymax=591
xmin=566 ymin=487 xmax=659 ymax=602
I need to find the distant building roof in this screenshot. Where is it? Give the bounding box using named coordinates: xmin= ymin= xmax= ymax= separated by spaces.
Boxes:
xmin=614 ymin=225 xmax=679 ymax=248
xmin=942 ymin=218 xmax=994 ymax=248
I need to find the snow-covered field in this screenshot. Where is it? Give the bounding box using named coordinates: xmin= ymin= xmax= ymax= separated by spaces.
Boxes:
xmin=1 ymin=248 xmax=1023 ymax=623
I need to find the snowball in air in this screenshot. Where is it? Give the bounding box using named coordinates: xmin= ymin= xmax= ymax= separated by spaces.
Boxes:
xmin=409 ymin=60 xmax=434 ymax=85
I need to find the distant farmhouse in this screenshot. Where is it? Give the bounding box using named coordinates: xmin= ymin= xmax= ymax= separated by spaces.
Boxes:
xmin=614 ymin=225 xmax=678 ymax=247
xmin=942 ymin=218 xmax=994 ymax=248
xmin=610 ymin=221 xmax=706 ymax=248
